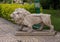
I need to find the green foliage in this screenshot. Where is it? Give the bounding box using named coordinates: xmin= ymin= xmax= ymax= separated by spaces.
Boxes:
xmin=5 ymin=0 xmax=12 ymax=3
xmin=43 ymin=9 xmax=60 ymax=31
xmin=0 ymin=4 xmax=43 ymax=21
xmin=40 ymin=0 xmax=51 ymax=9
xmin=0 ymin=4 xmax=23 ymax=21
xmin=0 ymin=0 xmax=3 ymax=2
xmin=40 ymin=0 xmax=60 ymax=9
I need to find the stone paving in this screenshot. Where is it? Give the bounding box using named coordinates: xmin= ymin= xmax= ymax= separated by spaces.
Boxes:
xmin=0 ymin=17 xmax=60 ymax=42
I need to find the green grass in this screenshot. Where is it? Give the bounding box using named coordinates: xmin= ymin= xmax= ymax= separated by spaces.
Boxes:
xmin=43 ymin=9 xmax=60 ymax=31
xmin=52 ymin=16 xmax=60 ymax=31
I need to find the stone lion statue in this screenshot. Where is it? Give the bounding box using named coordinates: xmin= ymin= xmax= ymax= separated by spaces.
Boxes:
xmin=10 ymin=8 xmax=54 ymax=32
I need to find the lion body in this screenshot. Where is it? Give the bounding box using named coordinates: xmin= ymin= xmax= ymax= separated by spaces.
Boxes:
xmin=10 ymin=8 xmax=54 ymax=32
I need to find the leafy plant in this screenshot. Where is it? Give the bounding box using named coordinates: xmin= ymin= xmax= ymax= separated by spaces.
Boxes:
xmin=0 ymin=4 xmax=43 ymax=21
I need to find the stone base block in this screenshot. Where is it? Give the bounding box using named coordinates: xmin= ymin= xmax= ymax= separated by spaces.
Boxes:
xmin=15 ymin=30 xmax=56 ymax=36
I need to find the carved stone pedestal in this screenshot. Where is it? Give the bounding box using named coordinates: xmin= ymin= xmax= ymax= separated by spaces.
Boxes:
xmin=15 ymin=30 xmax=56 ymax=36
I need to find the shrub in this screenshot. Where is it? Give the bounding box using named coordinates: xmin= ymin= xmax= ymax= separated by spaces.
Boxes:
xmin=0 ymin=4 xmax=43 ymax=21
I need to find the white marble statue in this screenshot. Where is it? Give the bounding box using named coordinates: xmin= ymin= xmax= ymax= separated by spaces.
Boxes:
xmin=10 ymin=8 xmax=54 ymax=32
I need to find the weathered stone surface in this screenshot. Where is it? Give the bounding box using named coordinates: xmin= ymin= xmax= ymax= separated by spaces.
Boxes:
xmin=0 ymin=33 xmax=17 ymax=42
xmin=0 ymin=17 xmax=60 ymax=42
xmin=0 ymin=18 xmax=20 ymax=35
xmin=15 ymin=31 xmax=56 ymax=36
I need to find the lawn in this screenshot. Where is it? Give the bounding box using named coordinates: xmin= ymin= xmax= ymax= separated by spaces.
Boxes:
xmin=43 ymin=9 xmax=60 ymax=31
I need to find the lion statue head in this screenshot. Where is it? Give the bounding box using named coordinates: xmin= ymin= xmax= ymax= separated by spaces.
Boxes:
xmin=10 ymin=8 xmax=31 ymax=24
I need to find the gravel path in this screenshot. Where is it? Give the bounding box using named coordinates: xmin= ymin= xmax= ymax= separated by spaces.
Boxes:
xmin=0 ymin=17 xmax=60 ymax=42
xmin=0 ymin=18 xmax=20 ymax=35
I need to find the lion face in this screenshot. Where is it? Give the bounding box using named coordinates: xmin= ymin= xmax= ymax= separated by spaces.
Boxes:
xmin=10 ymin=11 xmax=23 ymax=24
xmin=10 ymin=8 xmax=30 ymax=24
